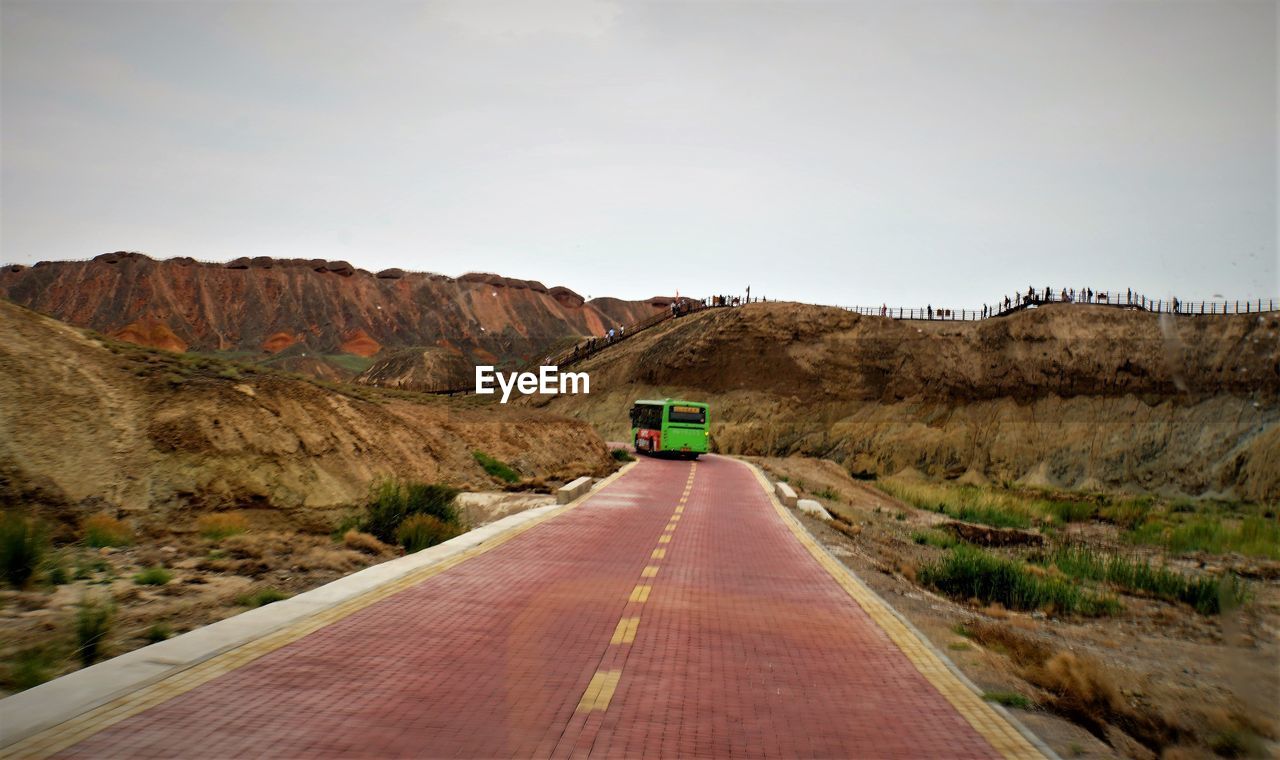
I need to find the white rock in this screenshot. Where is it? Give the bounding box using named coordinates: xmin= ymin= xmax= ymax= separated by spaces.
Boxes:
xmin=797 ymin=499 xmax=832 ymax=521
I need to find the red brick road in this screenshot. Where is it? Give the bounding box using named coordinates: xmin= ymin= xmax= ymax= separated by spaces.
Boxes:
xmin=57 ymin=455 xmax=1004 ymax=759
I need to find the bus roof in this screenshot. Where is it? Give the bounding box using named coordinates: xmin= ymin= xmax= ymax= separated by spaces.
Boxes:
xmin=634 ymin=399 xmax=708 ymax=408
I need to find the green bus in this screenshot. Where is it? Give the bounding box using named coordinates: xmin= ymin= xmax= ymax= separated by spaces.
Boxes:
xmin=629 ymin=398 xmax=710 ymax=459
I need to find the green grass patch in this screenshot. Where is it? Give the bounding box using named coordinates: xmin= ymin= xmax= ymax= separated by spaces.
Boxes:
xmin=610 ymin=448 xmax=635 ymax=462
xmin=322 ymin=354 xmax=377 ymax=374
xmin=132 ymin=567 xmax=172 ymax=586
xmin=1128 ymin=515 xmax=1280 ymax=561
xmin=1 ymin=512 xmax=48 ymax=588
xmin=236 ymin=588 xmax=289 ymax=608
xmin=1047 ymin=546 xmax=1247 ymax=615
xmin=473 ymin=451 xmax=520 ymax=483
xmin=921 ymin=546 xmax=1119 ymax=616
xmin=876 ymin=481 xmax=1032 ymax=529
xmin=911 ymin=530 xmax=960 ymax=549
xmin=983 ymin=691 xmax=1033 ymax=709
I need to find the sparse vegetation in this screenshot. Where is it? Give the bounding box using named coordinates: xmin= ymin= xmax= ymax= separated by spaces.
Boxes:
xmin=1 ymin=512 xmax=48 ymax=588
xmin=133 ymin=566 xmax=172 ymax=586
xmin=82 ymin=513 xmax=133 ymax=547
xmin=236 ymin=588 xmax=289 ymax=608
xmin=75 ymin=596 xmax=114 ymax=667
xmin=983 ymin=691 xmax=1033 ymax=709
xmin=813 ymin=487 xmax=840 ymax=501
xmin=144 ymin=623 xmax=173 ymax=643
xmin=196 ymin=513 xmax=249 ymax=541
xmin=395 ymin=514 xmax=462 ymax=553
xmin=610 ymin=448 xmax=635 ymax=462
xmin=362 ymin=478 xmax=461 ymax=544
xmin=473 ymin=451 xmax=520 ymax=483
xmin=920 ymin=546 xmax=1119 ymax=616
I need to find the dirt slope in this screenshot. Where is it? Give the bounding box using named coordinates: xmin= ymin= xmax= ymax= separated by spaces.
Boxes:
xmin=534 ymin=302 xmax=1280 ymax=500
xmin=0 ymin=299 xmax=614 ymax=526
xmin=0 ymin=254 xmax=662 ymax=377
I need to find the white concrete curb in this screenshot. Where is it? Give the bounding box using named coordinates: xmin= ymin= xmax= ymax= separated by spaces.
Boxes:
xmin=0 ymin=465 xmax=633 ymax=750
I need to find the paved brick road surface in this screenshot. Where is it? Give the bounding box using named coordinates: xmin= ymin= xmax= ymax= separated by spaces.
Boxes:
xmin=57 ymin=456 xmax=1005 ymax=759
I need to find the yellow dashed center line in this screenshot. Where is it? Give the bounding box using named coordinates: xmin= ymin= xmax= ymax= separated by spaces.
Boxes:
xmin=641 ymin=566 xmax=659 ymax=578
xmin=610 ymin=617 xmax=640 ymax=645
xmin=658 ymin=534 xmax=671 ymax=544
xmin=651 ymin=548 xmax=666 ymax=559
xmin=575 ymin=670 xmax=622 ymax=712
xmin=669 ymin=514 xmax=680 ymax=522
xmin=629 ymin=585 xmax=652 ymax=603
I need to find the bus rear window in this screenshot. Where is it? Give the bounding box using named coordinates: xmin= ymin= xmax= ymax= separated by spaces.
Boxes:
xmin=667 ymin=406 xmax=706 ymax=424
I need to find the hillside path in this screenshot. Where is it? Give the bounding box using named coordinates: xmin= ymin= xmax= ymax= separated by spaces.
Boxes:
xmin=43 ymin=456 xmax=1041 ymax=759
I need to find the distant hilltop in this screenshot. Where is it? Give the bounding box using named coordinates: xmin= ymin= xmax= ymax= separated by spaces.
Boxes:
xmin=0 ymin=252 xmax=667 ymax=379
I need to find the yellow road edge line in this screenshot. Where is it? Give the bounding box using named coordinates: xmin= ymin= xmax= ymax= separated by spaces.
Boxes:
xmin=3 ymin=462 xmax=641 ymax=760
xmin=740 ymin=460 xmax=1048 ymax=760
xmin=575 ymin=670 xmax=622 ymax=713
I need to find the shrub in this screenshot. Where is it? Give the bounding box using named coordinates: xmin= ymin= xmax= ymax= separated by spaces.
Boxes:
xmin=814 ymin=487 xmax=840 ymax=501
xmin=920 ymin=546 xmax=1119 ymax=616
xmin=362 ymin=479 xmax=461 ymax=544
xmin=8 ymin=647 xmax=57 ymax=690
xmin=196 ymin=513 xmax=249 ymax=541
xmin=610 ymin=448 xmax=635 ymax=462
xmin=1 ymin=513 xmax=48 ymax=588
xmin=75 ymin=596 xmax=113 ymax=667
xmin=82 ymin=514 xmax=133 ymax=548
xmin=473 ymin=451 xmax=520 ymax=483
xmin=144 ymin=623 xmax=173 ymax=643
xmin=395 ymin=514 xmax=462 ymax=553
xmin=133 ymin=567 xmax=172 ymax=586
xmin=236 ymin=588 xmax=288 ymax=608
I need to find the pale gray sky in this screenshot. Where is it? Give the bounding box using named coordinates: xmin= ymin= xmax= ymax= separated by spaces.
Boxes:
xmin=2 ymin=0 xmax=1276 ymax=306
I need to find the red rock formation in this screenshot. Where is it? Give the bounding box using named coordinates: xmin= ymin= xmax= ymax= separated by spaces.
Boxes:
xmin=110 ymin=318 xmax=188 ymax=352
xmin=0 ymin=255 xmax=661 ymax=367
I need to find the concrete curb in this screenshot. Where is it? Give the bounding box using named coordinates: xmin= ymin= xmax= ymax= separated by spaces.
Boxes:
xmin=736 ymin=457 xmax=1060 ymax=760
xmin=0 ymin=463 xmax=636 ymax=750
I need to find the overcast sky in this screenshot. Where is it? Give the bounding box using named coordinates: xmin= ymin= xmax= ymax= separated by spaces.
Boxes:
xmin=2 ymin=1 xmax=1276 ymax=306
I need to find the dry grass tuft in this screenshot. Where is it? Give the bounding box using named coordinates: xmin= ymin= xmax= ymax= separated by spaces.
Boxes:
xmin=82 ymin=514 xmax=133 ymax=547
xmin=196 ymin=513 xmax=249 ymax=541
xmin=343 ymin=530 xmax=386 ymax=555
